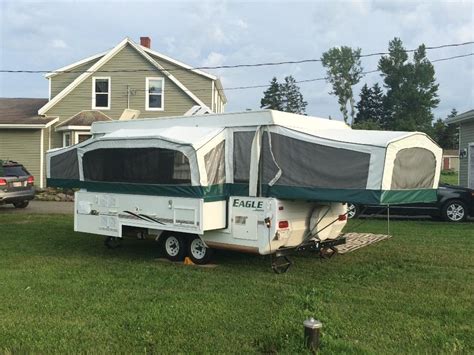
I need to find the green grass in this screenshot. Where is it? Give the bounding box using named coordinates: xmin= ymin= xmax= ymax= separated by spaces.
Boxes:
xmin=440 ymin=171 xmax=459 ymax=185
xmin=0 ymin=214 xmax=473 ymax=353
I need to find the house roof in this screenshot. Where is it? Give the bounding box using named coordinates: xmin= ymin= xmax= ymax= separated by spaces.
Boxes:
xmin=443 ymin=149 xmax=458 ymax=156
xmin=446 ymin=109 xmax=474 ymax=125
xmin=39 ymin=38 xmax=210 ymax=115
xmin=0 ymin=98 xmax=58 ymax=128
xmin=56 ymin=110 xmax=112 ymax=128
xmin=43 ymin=39 xmax=227 ymax=105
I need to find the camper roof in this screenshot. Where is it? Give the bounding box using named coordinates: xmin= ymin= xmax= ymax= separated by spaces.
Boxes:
xmin=91 ymin=110 xmax=349 ymax=135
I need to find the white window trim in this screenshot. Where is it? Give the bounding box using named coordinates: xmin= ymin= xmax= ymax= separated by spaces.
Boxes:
xmin=145 ymin=77 xmax=164 ymax=111
xmin=63 ymin=132 xmax=72 ymax=147
xmin=75 ymin=132 xmax=92 ymax=144
xmin=92 ymin=76 xmax=111 ymax=110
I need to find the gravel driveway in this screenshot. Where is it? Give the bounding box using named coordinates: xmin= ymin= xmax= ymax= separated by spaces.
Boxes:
xmin=0 ymin=201 xmax=74 ymax=214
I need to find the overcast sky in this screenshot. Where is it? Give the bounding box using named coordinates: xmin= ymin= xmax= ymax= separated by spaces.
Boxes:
xmin=1 ymin=0 xmax=473 ymax=121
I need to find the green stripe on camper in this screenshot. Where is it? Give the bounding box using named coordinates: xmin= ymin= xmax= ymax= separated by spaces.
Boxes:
xmin=380 ymin=189 xmax=437 ymax=204
xmin=47 ymin=179 xmax=438 ymax=205
xmin=260 ymin=185 xmax=438 ymax=205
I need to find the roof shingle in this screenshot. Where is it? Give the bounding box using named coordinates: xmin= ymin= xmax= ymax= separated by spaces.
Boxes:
xmin=0 ymin=98 xmax=57 ymax=125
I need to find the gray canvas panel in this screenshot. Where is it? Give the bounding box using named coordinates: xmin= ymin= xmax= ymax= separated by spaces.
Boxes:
xmin=204 ymin=140 xmax=225 ymax=185
xmin=233 ymin=131 xmax=254 ymax=183
xmin=262 ymin=132 xmax=370 ymax=189
xmin=391 ymin=148 xmax=435 ymax=189
xmin=50 ymin=148 xmax=79 ymax=180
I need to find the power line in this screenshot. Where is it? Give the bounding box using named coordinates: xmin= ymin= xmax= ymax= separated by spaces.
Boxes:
xmin=53 ymin=52 xmax=473 ymax=99
xmin=0 ymin=41 xmax=473 ymax=74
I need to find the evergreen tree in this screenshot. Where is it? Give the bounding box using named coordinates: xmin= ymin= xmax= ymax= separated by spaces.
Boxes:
xmin=378 ymin=38 xmax=439 ymax=133
xmin=280 ymin=76 xmax=307 ymax=114
xmin=260 ymin=77 xmax=283 ymax=111
xmin=431 ymin=109 xmax=459 ymax=149
xmin=353 ymin=83 xmax=386 ymax=129
xmin=321 ymin=46 xmax=363 ymax=124
xmin=260 ymin=76 xmax=307 ymax=114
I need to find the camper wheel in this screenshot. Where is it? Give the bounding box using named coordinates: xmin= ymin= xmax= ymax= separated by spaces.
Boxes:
xmin=188 ymin=236 xmax=213 ymax=265
xmin=104 ymin=236 xmax=122 ymax=249
xmin=162 ymin=234 xmax=187 ymax=261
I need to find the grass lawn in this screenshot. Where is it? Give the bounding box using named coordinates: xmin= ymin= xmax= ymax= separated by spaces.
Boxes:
xmin=0 ymin=214 xmax=473 ymax=353
xmin=440 ymin=171 xmax=459 ymax=185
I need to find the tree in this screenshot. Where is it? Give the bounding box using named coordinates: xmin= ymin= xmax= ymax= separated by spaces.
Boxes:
xmin=260 ymin=77 xmax=283 ymax=111
xmin=321 ymin=46 xmax=363 ymax=124
xmin=260 ymin=76 xmax=307 ymax=114
xmin=431 ymin=108 xmax=459 ymax=149
xmin=280 ymin=76 xmax=307 ymax=114
xmin=378 ymin=38 xmax=439 ymax=133
xmin=353 ymin=83 xmax=386 ymax=129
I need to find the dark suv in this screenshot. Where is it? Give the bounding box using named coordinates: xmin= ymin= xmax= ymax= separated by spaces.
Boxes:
xmin=0 ymin=160 xmax=35 ymax=208
xmin=347 ymin=184 xmax=474 ymax=222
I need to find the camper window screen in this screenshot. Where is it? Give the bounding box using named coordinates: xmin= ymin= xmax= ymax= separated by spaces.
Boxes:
xmin=391 ymin=148 xmax=435 ymax=189
xmin=261 ymin=133 xmax=370 ymax=189
xmin=205 ymin=141 xmax=225 ymax=185
xmin=83 ymin=148 xmax=191 ymax=184
xmin=233 ymin=131 xmax=254 ymax=183
xmin=50 ymin=148 xmax=79 ymax=180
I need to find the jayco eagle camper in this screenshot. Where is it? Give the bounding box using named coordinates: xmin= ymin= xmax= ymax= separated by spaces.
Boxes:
xmin=47 ymin=110 xmax=442 ymax=266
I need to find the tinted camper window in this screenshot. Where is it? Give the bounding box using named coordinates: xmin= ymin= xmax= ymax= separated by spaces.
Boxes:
xmin=233 ymin=131 xmax=254 ymax=183
xmin=205 ymin=140 xmax=225 ymax=185
xmin=83 ymin=148 xmax=191 ymax=184
xmin=261 ymin=132 xmax=370 ymax=189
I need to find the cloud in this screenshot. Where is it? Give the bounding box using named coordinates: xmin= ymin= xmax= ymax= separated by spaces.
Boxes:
xmin=0 ymin=0 xmax=472 ymax=119
xmin=50 ymin=39 xmax=68 ymax=49
xmin=202 ymin=52 xmax=226 ymax=67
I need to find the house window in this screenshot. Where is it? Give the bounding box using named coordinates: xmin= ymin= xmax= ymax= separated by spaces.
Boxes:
xmin=76 ymin=133 xmax=92 ymax=143
xmin=92 ymin=77 xmax=111 ymax=109
xmin=146 ymin=77 xmax=164 ymax=111
xmin=63 ymin=132 xmax=71 ymax=147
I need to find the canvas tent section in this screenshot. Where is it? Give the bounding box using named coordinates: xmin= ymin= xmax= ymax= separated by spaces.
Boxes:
xmin=46 ymin=110 xmax=442 ymax=205
xmin=251 ymin=126 xmax=441 ymax=204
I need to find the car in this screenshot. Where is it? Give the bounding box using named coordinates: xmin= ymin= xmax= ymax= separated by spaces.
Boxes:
xmin=0 ymin=160 xmax=35 ymax=208
xmin=347 ymin=184 xmax=474 ymax=222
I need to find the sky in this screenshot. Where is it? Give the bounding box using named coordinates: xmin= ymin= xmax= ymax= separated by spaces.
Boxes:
xmin=0 ymin=0 xmax=473 ymax=122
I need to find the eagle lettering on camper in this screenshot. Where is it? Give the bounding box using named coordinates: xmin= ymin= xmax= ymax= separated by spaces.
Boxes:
xmin=233 ymin=199 xmax=264 ymax=210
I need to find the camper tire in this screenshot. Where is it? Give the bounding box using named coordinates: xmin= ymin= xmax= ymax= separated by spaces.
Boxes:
xmin=188 ymin=235 xmax=213 ymax=265
xmin=104 ymin=236 xmax=122 ymax=249
xmin=162 ymin=234 xmax=187 ymax=261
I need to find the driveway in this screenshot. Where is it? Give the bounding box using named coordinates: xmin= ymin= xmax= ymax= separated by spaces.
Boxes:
xmin=0 ymin=201 xmax=73 ymax=214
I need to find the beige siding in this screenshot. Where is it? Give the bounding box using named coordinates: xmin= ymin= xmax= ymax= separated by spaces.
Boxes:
xmin=50 ymin=58 xmax=103 ymax=98
xmin=45 ymin=44 xmax=198 ymax=138
xmin=459 ymin=120 xmax=474 ymax=187
xmin=42 ymin=127 xmax=50 ymax=187
xmin=0 ymin=129 xmax=42 ymax=187
xmin=147 ymin=53 xmax=214 ymax=108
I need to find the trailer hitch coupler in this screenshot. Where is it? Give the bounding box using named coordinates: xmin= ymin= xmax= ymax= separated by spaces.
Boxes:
xmin=303 ymin=317 xmax=322 ymax=352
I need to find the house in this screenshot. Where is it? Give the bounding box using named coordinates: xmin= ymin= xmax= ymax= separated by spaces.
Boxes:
xmin=0 ymin=98 xmax=58 ymax=186
xmin=442 ymin=149 xmax=459 ymax=172
xmin=0 ymin=36 xmax=227 ymax=188
xmin=446 ymin=109 xmax=474 ymax=188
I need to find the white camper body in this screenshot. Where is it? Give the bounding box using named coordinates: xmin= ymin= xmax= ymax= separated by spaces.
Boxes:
xmin=74 ymin=192 xmax=346 ymax=255
xmin=47 ymin=110 xmax=442 ymax=264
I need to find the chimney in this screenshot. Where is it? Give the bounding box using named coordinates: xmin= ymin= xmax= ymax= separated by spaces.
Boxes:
xmin=140 ymin=36 xmax=151 ymax=49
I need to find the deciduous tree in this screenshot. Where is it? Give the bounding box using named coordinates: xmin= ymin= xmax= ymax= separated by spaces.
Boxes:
xmin=321 ymin=46 xmax=363 ymax=124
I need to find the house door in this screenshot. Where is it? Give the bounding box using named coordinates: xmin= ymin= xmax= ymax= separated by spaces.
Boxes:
xmin=469 ymin=144 xmax=474 ymax=189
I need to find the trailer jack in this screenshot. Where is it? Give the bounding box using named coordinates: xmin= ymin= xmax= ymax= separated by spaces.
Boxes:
xmin=271 ymin=237 xmax=346 ymax=274
xmin=271 ymin=256 xmax=293 ymax=274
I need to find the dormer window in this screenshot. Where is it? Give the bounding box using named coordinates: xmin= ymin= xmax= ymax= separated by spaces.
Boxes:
xmin=146 ymin=77 xmax=164 ymax=111
xmin=92 ymin=77 xmax=111 ymax=109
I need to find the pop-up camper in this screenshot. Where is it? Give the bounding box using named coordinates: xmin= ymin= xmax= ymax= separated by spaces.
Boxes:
xmin=47 ymin=110 xmax=442 ymax=266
